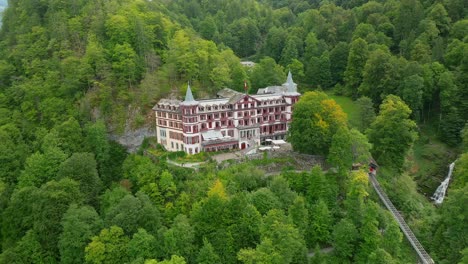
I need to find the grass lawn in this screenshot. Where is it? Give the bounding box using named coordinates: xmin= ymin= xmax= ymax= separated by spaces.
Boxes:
xmin=326 ymin=92 xmax=360 ymax=128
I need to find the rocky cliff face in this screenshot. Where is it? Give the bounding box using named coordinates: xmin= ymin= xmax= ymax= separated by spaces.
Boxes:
xmin=105 ymin=105 xmax=156 ymax=153
xmin=110 ymin=125 xmax=155 ymax=153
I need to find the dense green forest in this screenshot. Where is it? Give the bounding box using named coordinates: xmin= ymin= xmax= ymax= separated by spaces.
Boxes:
xmin=0 ymin=0 xmax=467 ymax=263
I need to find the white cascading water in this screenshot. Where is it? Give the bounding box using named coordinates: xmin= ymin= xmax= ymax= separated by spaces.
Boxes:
xmin=431 ymin=162 xmax=456 ymax=205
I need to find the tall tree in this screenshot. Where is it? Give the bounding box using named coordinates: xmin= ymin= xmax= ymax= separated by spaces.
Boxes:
xmin=17 ymin=147 xmax=67 ymax=188
xmin=355 ymin=96 xmax=376 ymax=132
xmin=344 ymin=38 xmax=369 ymax=98
xmin=328 ymin=127 xmax=371 ymax=173
xmin=1 ymin=186 xmax=39 ymax=249
xmin=359 ymin=49 xmax=396 ymax=105
xmin=280 ymin=38 xmax=299 ymax=66
xmin=85 ymin=226 xmax=130 ymax=264
xmin=105 ymin=192 xmax=161 ymax=236
xmin=163 ymin=214 xmax=195 ymax=262
xmin=59 ymin=205 xmax=103 ymax=264
xmin=0 ymin=124 xmax=29 ymax=185
xmin=288 ymin=196 xmax=309 ymax=240
xmin=56 ymin=153 xmax=102 ymax=205
xmin=399 ymin=74 xmax=424 ymax=120
xmin=197 ymin=239 xmax=220 ymax=264
xmin=249 ymin=57 xmax=285 ymax=92
xmin=394 ymin=0 xmax=423 ymax=42
xmin=33 ymin=179 xmax=84 ymax=259
xmin=330 ymin=42 xmax=350 ymax=85
xmin=289 ymin=91 xmax=347 ymax=155
xmin=128 ymin=228 xmax=158 ymax=262
xmin=332 ymin=218 xmax=358 ymax=260
xmin=308 ymin=199 xmax=333 ymax=246
xmin=367 ymin=95 xmax=418 ymax=171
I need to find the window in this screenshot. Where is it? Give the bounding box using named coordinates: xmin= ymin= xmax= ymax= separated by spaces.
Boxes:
xmin=160 ymin=129 xmax=166 ymax=138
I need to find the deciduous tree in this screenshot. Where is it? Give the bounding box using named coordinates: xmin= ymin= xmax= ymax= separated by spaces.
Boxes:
xmin=366 ymin=95 xmax=417 ymax=170
xmin=289 ymin=91 xmax=347 ymax=155
xmin=59 ymin=205 xmax=103 ymax=264
xmin=85 ymin=226 xmax=129 ymax=264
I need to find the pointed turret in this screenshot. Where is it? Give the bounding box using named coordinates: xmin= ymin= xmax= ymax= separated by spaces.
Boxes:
xmin=181 ymin=83 xmax=198 ymax=105
xmin=283 ymin=71 xmax=299 ymax=95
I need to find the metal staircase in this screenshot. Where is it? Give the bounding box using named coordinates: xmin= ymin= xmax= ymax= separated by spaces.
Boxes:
xmin=368 ymin=173 xmax=435 ymax=264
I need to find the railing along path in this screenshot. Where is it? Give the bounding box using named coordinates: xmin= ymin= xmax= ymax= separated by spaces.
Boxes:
xmin=368 ymin=173 xmax=435 ymax=264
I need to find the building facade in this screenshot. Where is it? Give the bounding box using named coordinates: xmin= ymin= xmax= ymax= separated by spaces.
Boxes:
xmin=152 ymin=72 xmax=300 ymax=154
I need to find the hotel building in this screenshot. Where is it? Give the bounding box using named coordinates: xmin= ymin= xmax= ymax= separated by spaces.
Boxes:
xmin=152 ymin=72 xmax=300 ymax=154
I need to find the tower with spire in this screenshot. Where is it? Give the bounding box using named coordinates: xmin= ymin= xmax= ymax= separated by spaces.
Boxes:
xmin=282 ymin=71 xmax=299 ymax=95
xmin=180 ymin=83 xmax=198 ymax=106
xmin=281 ymin=71 xmax=300 ymax=125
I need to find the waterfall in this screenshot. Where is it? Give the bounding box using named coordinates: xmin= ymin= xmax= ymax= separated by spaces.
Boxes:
xmin=431 ymin=162 xmax=456 ymax=205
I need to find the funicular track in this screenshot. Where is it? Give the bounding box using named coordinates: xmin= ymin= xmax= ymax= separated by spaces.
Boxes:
xmin=368 ymin=173 xmax=435 ymax=264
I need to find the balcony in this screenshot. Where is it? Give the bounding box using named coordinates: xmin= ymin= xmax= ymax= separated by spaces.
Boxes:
xmin=260 ymin=131 xmax=287 ymax=137
xmin=237 ymin=123 xmax=260 ymax=129
xmin=201 ymin=137 xmax=238 ymax=146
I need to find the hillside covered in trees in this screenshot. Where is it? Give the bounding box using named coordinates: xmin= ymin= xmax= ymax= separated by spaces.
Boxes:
xmin=0 ymin=0 xmax=467 ymax=263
